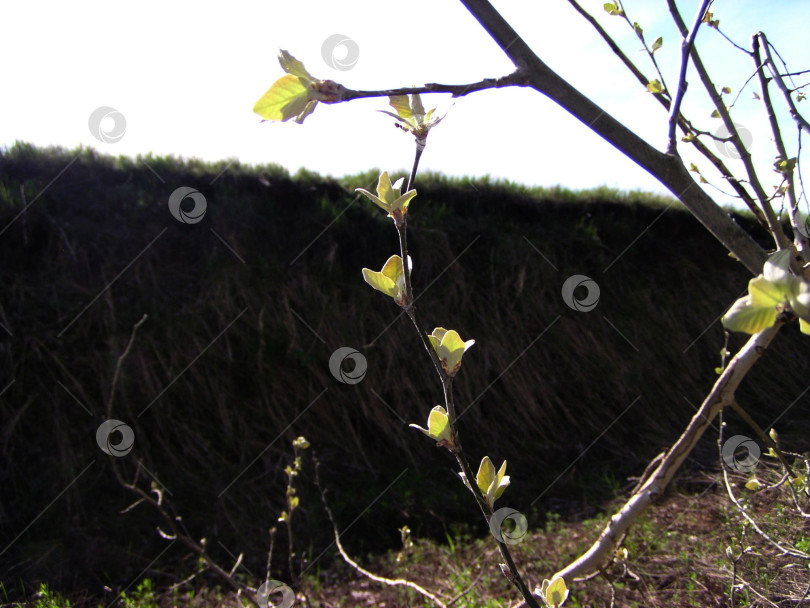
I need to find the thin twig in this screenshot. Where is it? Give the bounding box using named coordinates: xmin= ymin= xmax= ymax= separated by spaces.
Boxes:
xmin=313 ymin=457 xmax=449 ymax=608
xmin=667 ymin=0 xmax=712 ymax=154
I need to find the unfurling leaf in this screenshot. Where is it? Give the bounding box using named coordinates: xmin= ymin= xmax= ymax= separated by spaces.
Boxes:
xmin=745 ymin=478 xmax=761 ymax=491
xmin=633 ymin=22 xmax=643 ymax=37
xmin=540 ymin=577 xmax=569 ymax=607
xmin=253 ymin=75 xmax=316 ymax=123
xmin=362 ymin=255 xmax=411 ymax=306
xmin=710 ymin=109 xmax=721 ymax=118
xmin=682 ymin=132 xmax=696 ymax=142
xmin=603 ymin=2 xmax=623 ymax=16
xmin=646 ymin=79 xmax=665 ymax=94
xmin=428 ymin=328 xmax=475 ymax=376
xmin=651 ymin=36 xmax=663 ymax=53
xmin=468 ymin=456 xmax=510 ymax=508
xmin=356 ymin=171 xmax=418 ymax=221
xmin=409 ymin=406 xmax=455 ymax=449
xmin=722 ymin=249 xmax=810 ymax=335
xmin=774 ymin=157 xmax=797 ymax=174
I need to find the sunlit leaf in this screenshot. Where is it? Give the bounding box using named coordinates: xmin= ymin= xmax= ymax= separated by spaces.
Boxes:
xmin=409 ymin=406 xmax=454 ymax=448
xmin=388 ymin=95 xmax=413 ymax=121
xmin=278 ymin=50 xmax=315 ymax=83
xmin=647 ymin=79 xmax=664 ymax=94
xmin=429 ymin=328 xmax=475 ymax=376
xmin=253 ymin=75 xmax=315 ymax=123
xmin=362 ymin=255 xmax=410 ymax=304
xmin=711 ymin=109 xmax=721 ymax=118
xmin=542 ymin=577 xmax=569 ymax=607
xmin=745 ymin=478 xmax=761 ymax=491
xmin=476 ymin=456 xmax=496 ymax=496
xmin=722 ymin=295 xmax=777 ymax=334
xmin=651 ymin=36 xmax=663 ymax=53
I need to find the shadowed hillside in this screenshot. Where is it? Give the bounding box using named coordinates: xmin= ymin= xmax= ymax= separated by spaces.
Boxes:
xmin=1 ymin=142 xmax=807 ymax=597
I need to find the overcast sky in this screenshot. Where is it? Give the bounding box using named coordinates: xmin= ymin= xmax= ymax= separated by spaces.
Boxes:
xmin=3 ymin=1 xmax=807 ymax=201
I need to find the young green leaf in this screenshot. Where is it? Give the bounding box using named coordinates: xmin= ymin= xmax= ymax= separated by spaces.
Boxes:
xmin=428 ymin=328 xmax=475 ymax=376
xmin=409 ymin=406 xmax=455 ymax=449
xmin=540 ymin=577 xmax=569 ymax=607
xmin=362 ymin=255 xmax=411 ymax=306
xmin=646 ymin=79 xmax=664 ymax=94
xmin=745 ymin=478 xmax=761 ymax=491
xmin=603 ymin=2 xmax=623 ymax=16
xmin=355 ymin=171 xmax=418 ymax=221
xmin=651 ymin=36 xmax=663 ymax=53
xmin=253 ymin=75 xmax=315 ymax=123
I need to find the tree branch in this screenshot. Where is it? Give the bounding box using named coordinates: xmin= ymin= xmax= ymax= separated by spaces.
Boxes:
xmin=666 ymin=0 xmax=712 ymax=154
xmin=666 ymin=0 xmax=791 ymax=251
xmin=339 ymin=71 xmax=530 ymax=103
xmin=553 ymin=323 xmax=782 ymax=581
xmin=565 ymin=0 xmax=769 ymax=227
xmin=459 ymin=0 xmax=767 ymax=275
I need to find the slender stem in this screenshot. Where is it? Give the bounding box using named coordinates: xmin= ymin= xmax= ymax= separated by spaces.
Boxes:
xmin=391 ymin=155 xmax=539 ymax=606
xmin=755 ymin=33 xmax=809 ymax=254
xmin=408 ymin=144 xmax=423 ymax=193
xmin=666 ymin=0 xmax=790 ymax=251
xmin=728 ymin=400 xmax=796 ymax=478
xmin=337 ymin=71 xmax=529 ymax=103
xmin=565 ymin=0 xmax=768 ymax=226
xmin=666 ymin=0 xmax=712 ymax=154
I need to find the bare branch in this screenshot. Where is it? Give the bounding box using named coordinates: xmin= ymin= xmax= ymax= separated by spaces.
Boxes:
xmin=554 ymin=323 xmax=782 ymax=580
xmin=667 ymin=0 xmax=712 ymax=154
xmin=460 ymin=0 xmax=767 ymax=274
xmin=756 ymin=32 xmax=810 ymax=253
xmin=666 ymin=0 xmax=791 ymax=251
xmin=314 ymin=457 xmax=449 ymax=608
xmin=565 ymin=0 xmax=768 ymax=226
xmin=338 ymin=71 xmax=530 ymax=103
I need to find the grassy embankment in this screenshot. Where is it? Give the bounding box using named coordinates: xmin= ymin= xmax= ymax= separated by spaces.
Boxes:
xmin=1 ymin=142 xmax=808 ymax=606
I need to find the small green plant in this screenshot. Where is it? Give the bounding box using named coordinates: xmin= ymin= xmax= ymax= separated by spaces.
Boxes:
xmin=120 ymin=579 xmax=158 ymax=608
xmin=250 ymin=1 xmax=810 ymax=603
xmin=32 ymin=584 xmax=71 ymax=608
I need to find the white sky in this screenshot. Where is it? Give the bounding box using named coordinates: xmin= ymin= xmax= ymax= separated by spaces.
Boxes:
xmin=2 ymin=1 xmax=808 ymax=201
